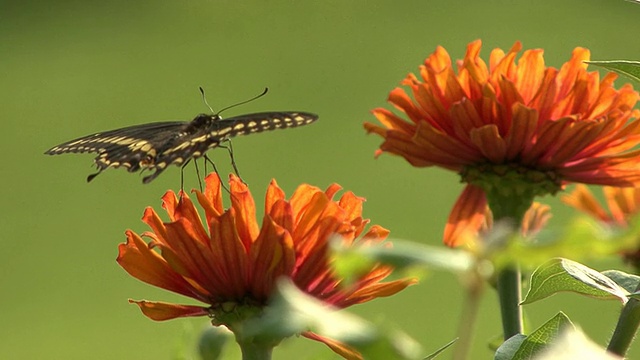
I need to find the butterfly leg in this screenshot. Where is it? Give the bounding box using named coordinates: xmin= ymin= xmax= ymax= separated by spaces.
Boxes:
xmin=203 ymin=155 xmax=231 ymax=193
xmin=218 ymin=139 xmax=245 ymax=184
xmin=176 ymin=158 xmax=194 ymax=201
xmin=192 ymin=158 xmax=204 ymax=192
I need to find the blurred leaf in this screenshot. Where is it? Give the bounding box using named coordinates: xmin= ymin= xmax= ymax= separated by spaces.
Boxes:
xmin=244 ymin=279 xmax=423 ymax=360
xmin=493 ymin=217 xmax=616 ymax=269
xmin=494 ymin=334 xmax=526 ymax=360
xmin=492 ymin=214 xmax=640 ymax=272
xmin=332 ymin=238 xmax=475 ymax=283
xmin=533 ymin=327 xmax=621 ymax=360
xmin=586 ymin=60 xmax=640 ymax=83
xmin=423 ymin=338 xmax=457 ymax=360
xmin=522 ymin=258 xmax=629 ymax=305
xmin=198 ymin=326 xmax=233 ymax=360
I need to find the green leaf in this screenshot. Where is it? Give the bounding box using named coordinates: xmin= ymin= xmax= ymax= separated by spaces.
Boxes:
xmin=522 ymin=258 xmax=629 ymax=305
xmin=601 ymin=270 xmax=640 ymax=293
xmin=511 ymin=312 xmax=574 ymax=359
xmin=198 ymin=326 xmax=233 ymax=360
xmin=331 ymin=238 xmax=474 ymax=279
xmin=244 ymin=279 xmax=423 ymax=360
xmin=629 ymin=292 xmax=640 ymax=300
xmin=494 ymin=334 xmax=526 ymax=360
xmin=423 ymin=338 xmax=457 ymax=360
xmin=586 ymin=60 xmax=640 ymax=83
xmin=493 ymin=217 xmax=614 ymax=269
xmin=533 ymin=327 xmax=620 ymax=360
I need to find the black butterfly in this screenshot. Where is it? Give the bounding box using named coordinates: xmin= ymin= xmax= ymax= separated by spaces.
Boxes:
xmin=45 ymin=111 xmax=318 ymax=183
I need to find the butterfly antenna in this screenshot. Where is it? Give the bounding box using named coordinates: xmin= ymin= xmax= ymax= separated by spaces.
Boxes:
xmin=216 ymin=87 xmax=269 ymax=115
xmin=199 ymin=87 xmax=216 ymax=114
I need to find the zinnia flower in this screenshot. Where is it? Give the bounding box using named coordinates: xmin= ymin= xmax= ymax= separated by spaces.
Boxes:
xmin=444 ymin=194 xmax=552 ymax=247
xmin=117 ymin=173 xmax=415 ymax=359
xmin=365 ymin=40 xmax=640 ymax=246
xmin=563 ymin=184 xmax=640 ymax=270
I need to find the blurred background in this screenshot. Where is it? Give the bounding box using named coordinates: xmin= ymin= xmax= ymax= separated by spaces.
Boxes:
xmin=3 ymin=0 xmax=640 ymax=359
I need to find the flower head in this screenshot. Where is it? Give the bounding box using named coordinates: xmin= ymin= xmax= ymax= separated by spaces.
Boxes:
xmin=117 ymin=174 xmax=414 ymax=357
xmin=563 ymin=184 xmax=640 ymax=270
xmin=365 ymin=40 xmax=640 ymax=245
xmin=563 ymin=185 xmax=640 ymax=226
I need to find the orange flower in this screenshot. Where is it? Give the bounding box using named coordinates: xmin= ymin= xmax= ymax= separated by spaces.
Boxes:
xmin=443 ymin=184 xmax=552 ymax=246
xmin=562 ymin=184 xmax=640 ymax=226
xmin=563 ymin=185 xmax=640 ymax=269
xmin=365 ymin=40 xmax=640 ymax=245
xmin=117 ymin=174 xmax=415 ymax=358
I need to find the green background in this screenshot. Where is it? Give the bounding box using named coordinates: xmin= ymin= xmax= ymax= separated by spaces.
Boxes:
xmin=3 ymin=0 xmax=640 ymax=359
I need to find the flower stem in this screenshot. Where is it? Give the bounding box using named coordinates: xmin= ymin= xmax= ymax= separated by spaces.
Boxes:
xmin=480 ymin=183 xmax=533 ymax=341
xmin=497 ymin=266 xmax=522 ymax=339
xmin=236 ymin=338 xmax=274 ymax=360
xmin=453 ymin=272 xmax=484 ymax=360
xmin=607 ymin=283 xmax=640 ymax=356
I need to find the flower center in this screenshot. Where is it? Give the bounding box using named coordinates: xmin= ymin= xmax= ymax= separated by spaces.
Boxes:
xmin=461 ymin=163 xmax=563 ymax=221
xmin=461 ymin=162 xmax=563 ymax=198
xmin=208 ymin=298 xmax=264 ymax=328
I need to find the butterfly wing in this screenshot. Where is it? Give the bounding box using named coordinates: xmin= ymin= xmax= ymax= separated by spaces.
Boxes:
xmin=139 ymin=112 xmax=319 ymax=183
xmin=45 ymin=111 xmax=319 ymax=184
xmin=45 ymin=121 xmax=186 ymax=181
xmin=222 ymin=111 xmax=319 ymax=136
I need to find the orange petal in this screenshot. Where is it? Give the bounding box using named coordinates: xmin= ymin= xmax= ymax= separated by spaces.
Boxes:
xmin=290 ymin=184 xmax=323 ymax=216
xmin=561 ymin=185 xmax=610 ymax=222
xmin=249 ymin=215 xmax=295 ymax=299
xmin=302 ymin=332 xmax=363 ymax=360
xmin=210 ymin=211 xmax=249 ymax=298
xmin=343 ymin=278 xmax=418 ymax=306
xmin=229 ymin=175 xmax=260 ymax=248
xmin=469 ymin=124 xmax=507 ymax=163
xmin=265 ymin=179 xmax=286 ymax=214
xmin=521 ymin=203 xmax=552 ymax=236
xmin=129 ymin=299 xmax=208 ymax=321
xmin=603 ymin=186 xmax=640 ymax=224
xmin=117 ymin=230 xmax=206 ymax=302
xmin=515 ymin=49 xmax=545 ymax=104
xmin=443 ymin=184 xmax=488 ymax=247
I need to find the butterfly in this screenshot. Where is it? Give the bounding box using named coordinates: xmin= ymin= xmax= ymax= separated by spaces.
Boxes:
xmin=45 ymin=110 xmax=318 ymax=183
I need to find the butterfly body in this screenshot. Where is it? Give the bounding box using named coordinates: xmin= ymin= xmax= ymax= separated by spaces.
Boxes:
xmin=45 ymin=111 xmax=318 ymax=183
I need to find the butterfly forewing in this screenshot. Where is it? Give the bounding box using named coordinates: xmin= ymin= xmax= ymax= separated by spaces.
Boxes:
xmin=45 ymin=111 xmax=318 ymax=183
xmin=222 ymin=111 xmax=318 ymax=136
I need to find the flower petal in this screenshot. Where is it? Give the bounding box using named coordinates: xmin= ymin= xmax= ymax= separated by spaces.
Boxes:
xmin=117 ymin=230 xmax=207 ymax=302
xmin=443 ymin=184 xmax=488 ymax=247
xmin=302 ymin=332 xmax=363 ymax=360
xmin=129 ymin=299 xmax=208 ymax=321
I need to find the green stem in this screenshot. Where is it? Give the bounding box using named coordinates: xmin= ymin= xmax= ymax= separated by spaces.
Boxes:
xmin=497 ymin=266 xmax=522 ymax=339
xmin=483 ymin=186 xmax=531 ymax=341
xmin=607 ymin=283 xmax=640 ymax=356
xmin=236 ymin=338 xmax=274 ymax=360
xmin=453 ymin=272 xmax=484 ymax=360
